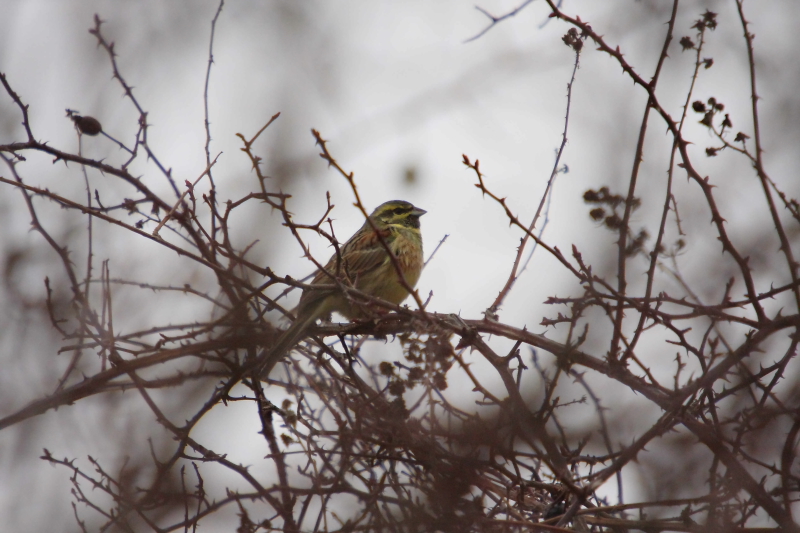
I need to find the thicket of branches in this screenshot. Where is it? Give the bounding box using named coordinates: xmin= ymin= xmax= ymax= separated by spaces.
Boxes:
xmin=1 ymin=1 xmax=799 ymax=532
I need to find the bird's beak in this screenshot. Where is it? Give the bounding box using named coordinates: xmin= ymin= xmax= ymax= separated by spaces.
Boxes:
xmin=411 ymin=206 xmax=427 ymax=217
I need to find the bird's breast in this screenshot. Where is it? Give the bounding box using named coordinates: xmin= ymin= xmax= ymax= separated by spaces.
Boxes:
xmin=390 ymin=230 xmax=424 ymax=288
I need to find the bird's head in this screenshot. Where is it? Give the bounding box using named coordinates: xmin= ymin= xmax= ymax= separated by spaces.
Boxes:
xmin=370 ymin=200 xmax=426 ymax=229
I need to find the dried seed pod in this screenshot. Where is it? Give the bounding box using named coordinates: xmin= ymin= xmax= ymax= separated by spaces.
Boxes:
xmin=72 ymin=115 xmax=103 ymax=136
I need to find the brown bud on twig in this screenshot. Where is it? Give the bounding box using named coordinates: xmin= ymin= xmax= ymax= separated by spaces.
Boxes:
xmin=589 ymin=207 xmax=606 ymax=221
xmin=68 ymin=112 xmax=103 ymax=136
xmin=691 ymin=101 xmax=706 ymax=113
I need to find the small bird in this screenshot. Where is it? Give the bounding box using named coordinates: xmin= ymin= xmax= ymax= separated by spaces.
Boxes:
xmin=260 ymin=200 xmax=426 ymax=377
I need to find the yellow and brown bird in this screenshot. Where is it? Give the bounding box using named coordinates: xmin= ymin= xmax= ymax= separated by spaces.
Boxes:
xmin=260 ymin=200 xmax=426 ymax=377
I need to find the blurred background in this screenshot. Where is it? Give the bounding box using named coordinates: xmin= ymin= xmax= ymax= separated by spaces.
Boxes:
xmin=2 ymin=0 xmax=800 ymax=530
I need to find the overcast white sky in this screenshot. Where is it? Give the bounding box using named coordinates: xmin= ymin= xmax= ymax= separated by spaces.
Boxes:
xmin=2 ymin=0 xmax=800 ymax=530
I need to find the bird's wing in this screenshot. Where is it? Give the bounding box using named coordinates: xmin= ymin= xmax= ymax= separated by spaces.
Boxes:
xmin=313 ymin=230 xmax=391 ymax=285
xmin=297 ymin=228 xmax=391 ymax=316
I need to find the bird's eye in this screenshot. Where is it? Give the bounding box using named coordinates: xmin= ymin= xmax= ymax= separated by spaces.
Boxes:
xmin=393 ymin=208 xmax=406 ymax=215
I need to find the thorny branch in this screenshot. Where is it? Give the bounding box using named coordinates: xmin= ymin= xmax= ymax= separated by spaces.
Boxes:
xmin=1 ymin=2 xmax=799 ymax=532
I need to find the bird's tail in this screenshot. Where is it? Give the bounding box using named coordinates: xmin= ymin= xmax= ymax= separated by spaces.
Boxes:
xmin=258 ymin=310 xmax=321 ymax=379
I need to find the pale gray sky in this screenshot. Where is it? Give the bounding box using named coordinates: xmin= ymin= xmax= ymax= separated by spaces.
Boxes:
xmin=2 ymin=1 xmax=799 ymax=530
